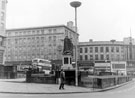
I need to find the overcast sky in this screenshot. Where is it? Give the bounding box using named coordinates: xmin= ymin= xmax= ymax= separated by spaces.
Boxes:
xmin=6 ymin=0 xmax=135 ymax=42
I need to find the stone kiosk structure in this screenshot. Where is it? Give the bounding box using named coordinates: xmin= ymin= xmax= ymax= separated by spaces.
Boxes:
xmin=60 ymin=36 xmax=77 ymax=85
xmin=61 ymin=36 xmax=74 ymax=70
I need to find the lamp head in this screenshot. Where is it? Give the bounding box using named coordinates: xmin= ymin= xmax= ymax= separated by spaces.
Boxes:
xmin=70 ymin=1 xmax=81 ymax=8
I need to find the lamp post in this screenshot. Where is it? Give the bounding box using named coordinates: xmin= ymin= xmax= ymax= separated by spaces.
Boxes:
xmin=70 ymin=1 xmax=81 ymax=86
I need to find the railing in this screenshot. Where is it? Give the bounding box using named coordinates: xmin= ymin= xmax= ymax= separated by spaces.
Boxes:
xmin=80 ymin=75 xmax=132 ymax=89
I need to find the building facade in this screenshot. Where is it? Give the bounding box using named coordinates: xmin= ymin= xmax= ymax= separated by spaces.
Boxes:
xmin=5 ymin=22 xmax=78 ymax=65
xmin=0 ymin=0 xmax=7 ymax=36
xmin=0 ymin=0 xmax=7 ymax=64
xmin=78 ymin=38 xmax=135 ymax=74
xmin=79 ymin=38 xmax=135 ymax=62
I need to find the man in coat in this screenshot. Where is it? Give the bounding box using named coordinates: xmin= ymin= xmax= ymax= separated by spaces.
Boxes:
xmin=59 ymin=69 xmax=65 ymax=90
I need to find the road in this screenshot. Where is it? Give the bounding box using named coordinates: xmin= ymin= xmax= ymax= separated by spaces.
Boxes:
xmin=0 ymin=79 xmax=135 ymax=98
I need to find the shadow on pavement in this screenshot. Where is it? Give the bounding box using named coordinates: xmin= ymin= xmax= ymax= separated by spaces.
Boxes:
xmin=2 ymin=80 xmax=26 ymax=83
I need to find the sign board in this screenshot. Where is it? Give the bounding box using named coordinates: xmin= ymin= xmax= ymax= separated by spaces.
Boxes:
xmin=95 ymin=63 xmax=110 ymax=67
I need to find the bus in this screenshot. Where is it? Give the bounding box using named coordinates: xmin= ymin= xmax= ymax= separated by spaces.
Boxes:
xmin=32 ymin=58 xmax=52 ymax=74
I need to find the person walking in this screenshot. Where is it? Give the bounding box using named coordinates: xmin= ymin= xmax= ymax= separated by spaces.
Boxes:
xmin=59 ymin=69 xmax=65 ymax=90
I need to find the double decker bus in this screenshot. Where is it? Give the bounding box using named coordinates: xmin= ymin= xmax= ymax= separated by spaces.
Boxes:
xmin=32 ymin=58 xmax=52 ymax=74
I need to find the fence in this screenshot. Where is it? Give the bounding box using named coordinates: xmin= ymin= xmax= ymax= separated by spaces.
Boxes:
xmin=80 ymin=75 xmax=132 ymax=89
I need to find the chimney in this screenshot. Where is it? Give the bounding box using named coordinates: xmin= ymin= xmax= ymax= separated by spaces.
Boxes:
xmin=67 ymin=21 xmax=73 ymax=28
xmin=89 ymin=39 xmax=93 ymax=42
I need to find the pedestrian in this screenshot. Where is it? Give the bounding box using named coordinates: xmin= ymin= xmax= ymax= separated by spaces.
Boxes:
xmin=59 ymin=69 xmax=65 ymax=90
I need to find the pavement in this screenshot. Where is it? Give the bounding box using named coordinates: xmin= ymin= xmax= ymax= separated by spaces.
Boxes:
xmin=0 ymin=78 xmax=133 ymax=94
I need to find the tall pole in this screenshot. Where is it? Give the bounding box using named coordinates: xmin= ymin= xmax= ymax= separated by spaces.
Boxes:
xmin=75 ymin=8 xmax=77 ymax=33
xmin=70 ymin=1 xmax=81 ymax=86
xmin=75 ymin=7 xmax=78 ymax=86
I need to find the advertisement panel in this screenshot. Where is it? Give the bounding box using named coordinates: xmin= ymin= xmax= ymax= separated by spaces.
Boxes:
xmin=95 ymin=63 xmax=110 ymax=67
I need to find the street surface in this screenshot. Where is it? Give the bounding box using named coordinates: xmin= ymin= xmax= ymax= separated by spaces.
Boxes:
xmin=0 ymin=79 xmax=135 ymax=98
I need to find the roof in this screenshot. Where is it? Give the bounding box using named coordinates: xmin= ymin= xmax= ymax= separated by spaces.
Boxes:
xmin=79 ymin=41 xmax=125 ymax=46
xmin=6 ymin=25 xmax=78 ymax=35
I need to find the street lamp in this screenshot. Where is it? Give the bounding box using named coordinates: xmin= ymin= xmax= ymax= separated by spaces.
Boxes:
xmin=70 ymin=1 xmax=81 ymax=86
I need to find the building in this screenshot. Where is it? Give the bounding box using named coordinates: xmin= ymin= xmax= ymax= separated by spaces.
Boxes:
xmin=78 ymin=38 xmax=135 ymax=74
xmin=0 ymin=0 xmax=7 ymax=36
xmin=5 ymin=22 xmax=78 ymax=67
xmin=0 ymin=0 xmax=7 ymax=64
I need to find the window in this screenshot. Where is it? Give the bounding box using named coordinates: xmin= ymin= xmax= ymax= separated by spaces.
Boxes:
xmin=19 ymin=32 xmax=22 ymax=35
xmin=15 ymin=39 xmax=18 ymax=44
xmin=117 ymin=55 xmax=120 ymax=60
xmin=111 ymin=54 xmax=114 ymax=60
xmin=41 ymin=29 xmax=44 ymax=34
xmin=15 ymin=32 xmax=18 ymax=35
xmin=36 ymin=37 xmax=39 ymax=40
xmin=90 ymin=55 xmax=93 ymax=60
xmin=116 ymin=47 xmax=119 ymax=52
xmin=64 ymin=57 xmax=68 ymax=64
xmin=53 ymin=36 xmax=56 ymax=41
xmin=100 ymin=55 xmax=104 ymax=60
xmin=65 ymin=29 xmax=69 ymax=36
xmin=80 ymin=48 xmax=83 ymax=53
xmin=106 ymin=55 xmax=109 ymax=60
xmin=37 ymin=30 xmax=40 ymax=34
xmin=111 ymin=47 xmax=114 ymax=52
xmin=100 ymin=47 xmax=104 ymax=52
xmin=121 ymin=55 xmax=125 ymax=60
xmin=48 ymin=44 xmax=51 ymax=47
xmin=32 ymin=30 xmax=35 ymax=34
xmin=106 ymin=47 xmax=109 ymax=52
xmin=53 ymin=43 xmax=56 ymax=46
xmin=95 ymin=47 xmax=98 ymax=52
xmin=48 ymin=29 xmax=52 ymax=33
xmin=95 ymin=55 xmax=98 ymax=60
xmin=32 ymin=37 xmax=35 ymax=41
xmin=90 ymin=47 xmax=93 ymax=53
xmin=41 ymin=37 xmax=44 ymax=40
xmin=85 ymin=55 xmax=88 ymax=60
xmin=2 ymin=0 xmax=5 ymax=10
xmin=27 ymin=31 xmax=31 ymax=35
xmin=0 ymin=37 xmax=3 ymax=46
xmin=1 ymin=12 xmax=4 ymax=21
xmin=121 ymin=46 xmax=124 ymax=53
xmin=0 ymin=23 xmax=4 ymax=32
xmin=85 ymin=47 xmax=88 ymax=53
xmin=23 ymin=31 xmax=26 ymax=35
xmin=80 ymin=55 xmax=83 ymax=60
xmin=48 ymin=36 xmax=51 ymax=41
xmin=53 ymin=29 xmax=57 ymax=33
xmin=70 ymin=58 xmax=72 ymax=64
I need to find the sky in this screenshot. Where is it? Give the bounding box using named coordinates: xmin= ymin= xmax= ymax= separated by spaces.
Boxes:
xmin=6 ymin=0 xmax=135 ymax=42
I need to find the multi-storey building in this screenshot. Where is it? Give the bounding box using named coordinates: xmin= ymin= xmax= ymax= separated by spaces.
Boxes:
xmin=78 ymin=38 xmax=135 ymax=74
xmin=0 ymin=0 xmax=7 ymax=36
xmin=5 ymin=22 xmax=78 ymax=66
xmin=0 ymin=0 xmax=7 ymax=64
xmin=79 ymin=38 xmax=135 ymax=61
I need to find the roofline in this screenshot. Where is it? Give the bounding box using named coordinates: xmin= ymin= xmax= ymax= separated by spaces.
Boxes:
xmin=6 ymin=25 xmax=65 ymax=30
xmin=6 ymin=25 xmax=78 ymax=35
xmin=78 ymin=43 xmax=135 ymax=46
xmin=78 ymin=41 xmax=135 ymax=46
